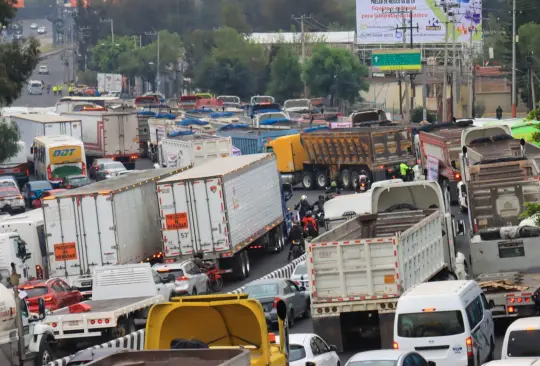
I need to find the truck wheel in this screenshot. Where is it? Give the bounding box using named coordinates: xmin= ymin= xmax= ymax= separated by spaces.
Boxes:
xmin=340 ymin=169 xmax=351 ymax=190
xmin=351 ymin=171 xmax=359 ymax=190
xmin=243 ymin=251 xmax=251 ymax=277
xmin=235 ymin=253 xmax=247 ymax=280
xmin=112 ymin=317 xmax=136 ymax=339
xmin=315 ymin=171 xmax=327 ymax=189
xmin=36 ymin=337 xmax=54 ymax=366
xmin=302 ymin=172 xmax=314 ymax=190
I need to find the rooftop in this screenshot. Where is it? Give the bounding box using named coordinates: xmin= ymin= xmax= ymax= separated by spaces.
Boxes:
xmin=12 ymin=114 xmax=81 ymax=123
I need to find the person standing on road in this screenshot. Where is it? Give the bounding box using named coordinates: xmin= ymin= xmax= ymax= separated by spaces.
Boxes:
xmin=52 ymin=85 xmax=57 ymax=96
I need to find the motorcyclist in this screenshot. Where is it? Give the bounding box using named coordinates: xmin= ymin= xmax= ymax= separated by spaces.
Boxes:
xmin=193 ymin=252 xmax=212 ymax=272
xmin=302 ymin=211 xmax=318 ymax=238
xmin=294 ymin=195 xmax=311 ymax=220
xmin=313 ymin=195 xmax=326 ymax=212
xmin=356 ymin=173 xmax=369 ymax=193
xmin=287 ymin=221 xmax=304 ymax=261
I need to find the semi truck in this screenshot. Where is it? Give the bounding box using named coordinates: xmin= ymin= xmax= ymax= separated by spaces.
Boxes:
xmin=156 ymin=134 xmax=232 ymax=168
xmin=308 ymin=180 xmax=466 ymax=352
xmin=41 ymin=167 xmax=188 ymax=297
xmin=268 ymin=127 xmax=416 ymax=190
xmin=156 ymin=154 xmax=292 ymax=280
xmin=0 ymin=141 xmax=30 ymax=186
xmin=9 ymin=114 xmax=83 ymax=172
xmin=60 ymin=111 xmax=140 ymax=169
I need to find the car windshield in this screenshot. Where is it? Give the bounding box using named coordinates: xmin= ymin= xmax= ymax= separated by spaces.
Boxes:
xmin=21 ymin=286 xmax=48 ymax=298
xmin=104 ymin=162 xmax=125 ymax=170
xmin=68 ymin=177 xmax=89 ymax=183
xmin=294 ymin=263 xmax=307 ymax=276
xmin=244 ymin=283 xmax=279 ymax=298
xmin=289 ymin=344 xmax=307 ymax=362
xmin=347 ymin=362 xmax=397 ymax=366
xmin=0 ymin=181 xmax=16 ymax=188
xmin=30 ymin=82 xmax=41 ymax=88
xmin=397 ymin=311 xmax=465 ymax=338
xmin=31 ymin=181 xmax=52 ymax=190
xmin=507 ymin=330 xmax=540 ymax=357
xmin=0 ymin=187 xmax=20 ymax=197
xmin=156 ymin=269 xmax=184 ymax=281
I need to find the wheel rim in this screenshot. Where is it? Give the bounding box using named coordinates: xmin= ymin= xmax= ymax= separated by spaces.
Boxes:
xmin=303 ymin=175 xmax=312 ymax=188
xmin=241 ymin=256 xmax=247 ymax=277
xmin=317 ymin=174 xmax=326 ymax=187
xmin=42 ymin=350 xmax=52 ymax=365
xmin=342 ymin=172 xmax=350 ymax=187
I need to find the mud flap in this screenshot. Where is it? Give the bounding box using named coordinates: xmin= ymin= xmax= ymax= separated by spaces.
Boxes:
xmin=313 ymin=316 xmax=343 ymax=352
xmin=379 ymin=312 xmax=396 ymax=349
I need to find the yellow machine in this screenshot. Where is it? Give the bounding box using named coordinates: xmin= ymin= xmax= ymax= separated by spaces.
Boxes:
xmin=266 ymin=134 xmax=308 ymax=185
xmin=145 ymin=294 xmax=289 ymax=366
xmin=195 ymin=92 xmax=213 ymax=100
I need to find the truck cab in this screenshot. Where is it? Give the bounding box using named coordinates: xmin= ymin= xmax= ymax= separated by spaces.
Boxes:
xmin=145 ymin=294 xmax=289 ymax=366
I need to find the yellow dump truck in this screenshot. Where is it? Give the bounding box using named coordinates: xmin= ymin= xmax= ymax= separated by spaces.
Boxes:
xmin=267 ymin=127 xmax=416 ymax=190
xmin=144 ymin=294 xmax=289 ymax=366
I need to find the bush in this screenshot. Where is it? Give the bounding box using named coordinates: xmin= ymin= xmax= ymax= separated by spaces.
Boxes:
xmin=411 ymin=106 xmax=435 ymax=123
xmin=474 ymin=102 xmax=486 ymax=118
xmin=77 ymin=70 xmax=97 ymax=86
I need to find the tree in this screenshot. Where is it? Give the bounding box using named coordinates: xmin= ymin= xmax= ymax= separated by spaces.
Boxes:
xmin=0 ymin=0 xmax=40 ymax=107
xmin=266 ymin=46 xmax=303 ymax=102
xmin=303 ymin=45 xmax=369 ymax=104
xmin=0 ymin=121 xmax=21 ymax=163
xmin=90 ymin=36 xmax=137 ymax=73
xmin=220 ymin=1 xmax=251 ymax=33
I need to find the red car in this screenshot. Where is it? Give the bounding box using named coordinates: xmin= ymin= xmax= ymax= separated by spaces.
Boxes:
xmin=32 ymin=189 xmax=68 ymax=208
xmin=20 ymin=278 xmax=83 ymax=312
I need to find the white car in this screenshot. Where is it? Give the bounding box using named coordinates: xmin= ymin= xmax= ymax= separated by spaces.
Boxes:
xmin=345 ymin=350 xmax=434 ymax=366
xmin=290 ymin=261 xmax=308 ymax=289
xmin=38 ymin=65 xmax=49 ymax=75
xmin=501 ymin=317 xmax=540 ymax=359
xmin=37 ymin=27 xmax=46 ymax=34
xmin=484 ymin=360 xmax=540 ymax=366
xmin=153 ymin=260 xmax=208 ymax=296
xmin=0 ymin=179 xmax=25 ymax=214
xmin=275 ymin=334 xmax=340 ymax=366
xmin=30 ymin=23 xmax=37 ymax=29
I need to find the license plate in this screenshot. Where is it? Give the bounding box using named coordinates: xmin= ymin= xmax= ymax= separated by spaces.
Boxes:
xmin=67 ymin=321 xmax=80 ymax=326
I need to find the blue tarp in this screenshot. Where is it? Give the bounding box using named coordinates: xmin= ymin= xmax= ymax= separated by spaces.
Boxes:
xmin=217 ymin=123 xmax=249 ymax=131
xmin=209 ymin=112 xmax=234 ymax=118
xmin=187 ymin=108 xmax=213 ymax=114
xmin=168 ymin=130 xmax=195 ymax=137
xmin=303 ymin=125 xmax=329 ymax=133
xmin=260 ymin=118 xmax=291 ymax=125
xmin=178 ymin=118 xmax=209 ymax=126
xmin=155 ymin=113 xmax=176 ymax=119
xmin=138 ymin=111 xmax=156 ymax=116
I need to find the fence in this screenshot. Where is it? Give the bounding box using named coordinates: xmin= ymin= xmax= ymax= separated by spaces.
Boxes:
xmin=48 ymin=254 xmax=306 ymax=366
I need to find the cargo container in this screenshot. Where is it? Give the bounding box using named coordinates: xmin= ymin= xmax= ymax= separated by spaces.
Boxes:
xmin=157 ymin=134 xmax=232 ymax=168
xmin=61 ymin=111 xmax=140 ymax=169
xmin=0 ymin=141 xmax=30 ymax=186
xmin=9 ymin=114 xmax=83 ymax=170
xmin=42 ymin=167 xmax=188 ymax=296
xmin=216 ymin=126 xmax=298 ymax=155
xmin=156 ymin=154 xmax=291 ymax=280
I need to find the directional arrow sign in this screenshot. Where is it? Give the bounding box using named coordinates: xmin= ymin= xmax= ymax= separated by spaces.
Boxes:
xmin=371 ymin=49 xmax=422 ymax=72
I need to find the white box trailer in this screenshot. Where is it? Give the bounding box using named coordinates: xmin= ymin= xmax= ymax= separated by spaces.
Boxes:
xmin=9 ymin=114 xmax=82 ymax=166
xmin=156 ymin=154 xmax=288 ymax=280
xmin=157 ymin=134 xmax=233 ymax=168
xmin=309 ymin=181 xmax=464 ymax=352
xmin=42 ymin=166 xmax=189 ymax=297
xmin=60 ymin=111 xmax=140 ymax=169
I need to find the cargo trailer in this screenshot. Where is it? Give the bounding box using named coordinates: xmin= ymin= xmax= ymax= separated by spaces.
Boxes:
xmin=157 ymin=134 xmax=232 ymax=168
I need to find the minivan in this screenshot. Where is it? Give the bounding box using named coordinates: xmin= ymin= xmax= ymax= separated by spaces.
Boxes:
xmin=27 ymin=80 xmax=43 ymax=95
xmin=394 ymin=280 xmax=495 ymax=366
xmin=501 ymin=317 xmax=540 ymax=359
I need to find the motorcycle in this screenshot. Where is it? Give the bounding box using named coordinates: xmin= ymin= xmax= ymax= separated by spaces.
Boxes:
xmin=357 ymin=174 xmax=369 ymax=193
xmin=201 ymin=260 xmax=223 ymax=292
xmin=291 ymin=240 xmax=304 ymax=260
xmin=314 ymin=208 xmax=325 ymax=229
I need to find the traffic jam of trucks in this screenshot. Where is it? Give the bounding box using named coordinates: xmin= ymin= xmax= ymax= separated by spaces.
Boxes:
xmin=3 ymin=97 xmax=540 ymax=366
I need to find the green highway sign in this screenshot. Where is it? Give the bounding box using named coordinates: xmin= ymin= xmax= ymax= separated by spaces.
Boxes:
xmin=371 ymin=49 xmax=422 ymax=72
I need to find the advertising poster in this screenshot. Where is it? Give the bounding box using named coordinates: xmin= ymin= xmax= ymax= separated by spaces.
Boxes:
xmin=356 ymin=0 xmax=482 ymax=44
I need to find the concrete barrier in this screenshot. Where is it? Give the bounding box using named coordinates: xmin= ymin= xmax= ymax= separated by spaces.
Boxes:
xmin=47 ymin=254 xmax=306 ymax=365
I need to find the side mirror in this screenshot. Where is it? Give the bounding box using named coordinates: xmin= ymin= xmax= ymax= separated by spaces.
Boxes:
xmin=457 ymin=220 xmax=465 ymax=236
xmin=329 ymin=345 xmax=338 ymax=352
xmin=30 ymin=146 xmax=34 ymax=154
xmin=167 ymin=273 xmax=175 ymax=283
xmin=276 ymin=299 xmax=287 ymax=322
xmin=38 ymin=297 xmax=46 ymax=319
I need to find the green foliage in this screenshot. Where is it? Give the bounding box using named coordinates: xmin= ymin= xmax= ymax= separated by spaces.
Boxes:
xmin=220 ymin=1 xmax=251 ymax=33
xmin=411 ymin=107 xmax=435 ymax=123
xmin=474 ymin=102 xmax=486 ymax=118
xmin=266 ymin=46 xmax=303 ymax=103
xmin=195 ymin=55 xmax=256 ymax=99
xmin=519 ymin=202 xmax=540 ymax=226
xmin=90 ymin=36 xmax=137 ymax=73
xmin=303 ymin=45 xmax=369 ymax=103
xmin=0 ymin=121 xmax=21 ymax=164
xmin=77 ymin=69 xmax=98 ymax=86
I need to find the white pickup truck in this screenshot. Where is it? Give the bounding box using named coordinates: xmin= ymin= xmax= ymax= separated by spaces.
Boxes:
xmin=43 ymin=263 xmax=174 ymax=342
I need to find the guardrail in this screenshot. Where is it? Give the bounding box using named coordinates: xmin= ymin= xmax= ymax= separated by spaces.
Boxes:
xmin=48 ymin=254 xmax=306 ymax=366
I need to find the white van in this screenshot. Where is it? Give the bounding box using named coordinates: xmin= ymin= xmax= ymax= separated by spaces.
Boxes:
xmin=27 ymin=80 xmax=43 ymax=95
xmin=394 ymin=280 xmax=495 ymax=366
xmin=501 ymin=317 xmax=540 ymax=359
xmin=0 ymin=209 xmax=46 ymax=281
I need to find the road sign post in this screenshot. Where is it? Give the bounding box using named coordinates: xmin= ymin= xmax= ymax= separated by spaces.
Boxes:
xmin=371 ymin=49 xmax=422 ymax=72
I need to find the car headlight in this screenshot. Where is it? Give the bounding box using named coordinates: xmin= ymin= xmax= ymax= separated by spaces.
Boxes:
xmin=105 ymin=174 xmax=112 ymax=178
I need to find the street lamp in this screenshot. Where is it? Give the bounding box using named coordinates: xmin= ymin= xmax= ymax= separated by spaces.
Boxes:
xmin=144 ymin=30 xmax=160 ymax=93
xmin=100 ymin=18 xmax=114 ymax=44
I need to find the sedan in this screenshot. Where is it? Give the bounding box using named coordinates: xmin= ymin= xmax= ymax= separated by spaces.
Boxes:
xmin=89 ymin=158 xmax=114 ymax=179
xmin=20 ymin=278 xmax=83 ymax=312
xmin=38 ymin=65 xmax=49 ymax=75
xmin=290 ymin=261 xmax=308 ymax=289
xmin=30 ymin=23 xmax=37 ymax=29
xmin=275 ymin=334 xmax=340 ymax=366
xmin=153 ymin=261 xmax=208 ymax=296
xmin=37 ymin=27 xmax=46 ymax=34
xmin=63 ymin=175 xmax=91 ymax=189
xmin=0 ymin=186 xmax=25 ymax=214
xmin=345 ymin=350 xmax=434 ymax=366
xmin=95 ymin=161 xmax=127 ymax=181
xmin=244 ymin=278 xmax=310 ymax=328
xmin=22 ymin=180 xmax=53 ymax=208
xmin=32 ymin=189 xmax=68 ymax=208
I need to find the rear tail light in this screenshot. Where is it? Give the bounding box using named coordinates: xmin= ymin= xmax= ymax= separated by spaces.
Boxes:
xmin=67 ymin=185 xmax=72 ymax=189
xmin=466 ymin=336 xmax=473 ymax=357
xmin=47 ymin=165 xmax=52 ymax=181
xmin=81 ymin=162 xmax=86 ymax=175
xmin=176 ymin=276 xmax=189 ymax=281
xmin=36 ymin=265 xmax=43 ymax=280
xmin=273 ymin=297 xmax=282 ymax=309
xmin=393 ymin=341 xmax=399 ymax=349
xmin=454 ymin=172 xmax=461 ymax=180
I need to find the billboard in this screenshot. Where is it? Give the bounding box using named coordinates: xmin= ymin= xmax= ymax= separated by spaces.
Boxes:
xmin=97 ymin=73 xmax=122 ymax=92
xmin=356 ymin=0 xmax=482 ymax=44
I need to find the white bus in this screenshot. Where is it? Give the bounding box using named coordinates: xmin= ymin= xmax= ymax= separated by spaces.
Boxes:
xmin=31 ymin=135 xmax=86 ymax=186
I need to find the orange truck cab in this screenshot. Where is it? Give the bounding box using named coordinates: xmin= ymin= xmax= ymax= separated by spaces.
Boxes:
xmin=145 ymin=294 xmax=289 ymax=366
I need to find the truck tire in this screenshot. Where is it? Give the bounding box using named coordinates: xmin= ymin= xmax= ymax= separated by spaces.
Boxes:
xmin=112 ymin=316 xmax=136 ymax=339
xmin=315 ymin=171 xmax=328 ymax=190
xmin=302 ymin=172 xmax=315 ymax=190
xmin=351 ymin=171 xmax=359 ymax=190
xmin=36 ymin=337 xmax=54 ymax=366
xmin=243 ymin=251 xmax=251 ymax=277
xmin=234 ymin=252 xmax=247 ymax=280
xmin=340 ymin=169 xmax=351 ymax=190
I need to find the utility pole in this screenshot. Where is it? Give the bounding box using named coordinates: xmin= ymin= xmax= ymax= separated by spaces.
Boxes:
xmin=145 ymin=30 xmax=160 ymax=93
xmin=409 ymin=11 xmax=419 ymax=112
xmin=402 ymin=15 xmax=410 ymax=121
xmin=512 ymin=0 xmax=517 ymax=117
xmin=468 ymin=23 xmax=475 ymax=117
xmin=441 ymin=1 xmax=457 ymax=122
xmin=100 ymin=18 xmax=114 ymax=44
xmin=527 ymin=50 xmax=534 ymax=111
xmin=451 ymin=18 xmax=457 ymax=120
xmin=292 ymin=14 xmax=312 ymax=97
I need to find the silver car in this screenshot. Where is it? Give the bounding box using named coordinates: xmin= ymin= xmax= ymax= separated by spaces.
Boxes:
xmin=153 ymin=261 xmax=208 ymax=296
xmin=95 ymin=161 xmax=127 ymax=181
xmin=244 ymin=278 xmax=310 ymax=328
xmin=290 ymin=261 xmax=309 ymax=289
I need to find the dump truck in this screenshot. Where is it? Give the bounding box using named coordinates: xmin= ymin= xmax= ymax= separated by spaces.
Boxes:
xmin=298 ymin=127 xmax=416 ymax=190
xmin=156 ymin=154 xmax=292 ymax=280
xmin=265 ymin=134 xmax=309 ymax=185
xmin=309 ymin=180 xmax=466 ymax=352
xmin=156 ymin=134 xmax=232 ymax=168
xmin=144 ymin=293 xmax=289 ymax=366
xmin=84 ymin=350 xmax=251 ymax=366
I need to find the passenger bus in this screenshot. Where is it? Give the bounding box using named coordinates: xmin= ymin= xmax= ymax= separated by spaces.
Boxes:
xmin=31 ymin=135 xmax=86 ymax=186
xmin=0 ymin=141 xmax=29 ymax=186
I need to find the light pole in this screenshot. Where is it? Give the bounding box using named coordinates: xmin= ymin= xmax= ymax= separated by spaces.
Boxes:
xmin=145 ymin=31 xmax=160 ymax=93
xmin=100 ymin=18 xmax=114 ymax=44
